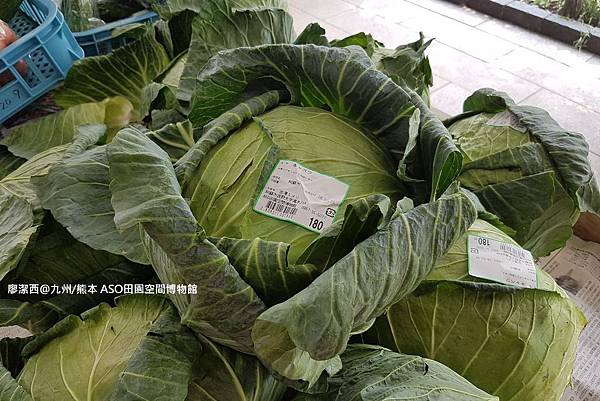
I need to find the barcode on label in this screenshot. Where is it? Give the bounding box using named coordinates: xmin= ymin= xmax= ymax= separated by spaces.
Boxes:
xmin=265 ymin=200 xmax=297 ymax=216
xmin=254 ymin=160 xmax=349 ymax=233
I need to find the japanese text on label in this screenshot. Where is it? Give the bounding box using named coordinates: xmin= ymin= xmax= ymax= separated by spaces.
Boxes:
xmin=254 ymin=160 xmax=349 ymax=233
xmin=468 ymin=235 xmax=538 ymax=289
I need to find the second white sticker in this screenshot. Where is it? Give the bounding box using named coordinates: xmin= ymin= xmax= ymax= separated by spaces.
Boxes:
xmin=468 ymin=235 xmax=538 ymax=289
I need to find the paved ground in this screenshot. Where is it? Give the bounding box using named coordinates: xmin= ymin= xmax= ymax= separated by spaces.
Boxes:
xmin=0 ymin=326 xmax=29 ymax=338
xmin=288 ymin=0 xmax=600 ymax=174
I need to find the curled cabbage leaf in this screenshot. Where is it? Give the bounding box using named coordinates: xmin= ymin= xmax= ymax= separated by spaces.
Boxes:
xmin=447 ymin=88 xmax=600 ymax=257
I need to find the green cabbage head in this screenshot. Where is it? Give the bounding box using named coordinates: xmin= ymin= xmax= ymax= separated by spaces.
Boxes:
xmin=447 ymin=89 xmax=600 ymax=257
xmin=364 ymin=218 xmax=586 ymax=401
xmin=105 ymin=44 xmax=478 ymax=389
xmin=185 ymin=105 xmax=403 ymax=263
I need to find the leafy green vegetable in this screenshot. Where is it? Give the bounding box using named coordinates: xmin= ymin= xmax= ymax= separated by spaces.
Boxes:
xmin=0 ymin=336 xmax=32 ymax=378
xmin=57 ymin=0 xmax=101 ymax=32
xmin=0 ymin=298 xmax=56 ymax=336
xmin=0 ymin=258 xmax=151 ymax=335
xmin=0 ymin=102 xmax=106 ymax=160
xmin=0 ymin=145 xmax=66 ymax=205
xmin=17 ymin=296 xmax=167 ymax=400
xmin=10 ymin=218 xmax=123 ymax=288
xmin=252 ymin=188 xmax=475 ymax=390
xmin=178 ymin=0 xmax=294 ymax=101
xmin=146 ymin=120 xmax=195 ymax=161
xmin=96 ymin=0 xmax=147 ymax=23
xmin=0 ymin=5 xmax=593 ymax=401
xmin=0 ymin=363 xmax=32 ymax=401
xmin=293 ymin=345 xmax=499 ymax=401
xmin=364 ymin=219 xmax=586 ymax=401
xmin=448 ymin=88 xmax=600 ymax=257
xmin=108 ymin=127 xmax=266 ymax=353
xmin=102 ymin=41 xmax=474 ymax=389
xmin=0 ymin=211 xmax=153 ymax=334
xmin=0 ymin=97 xmax=135 ymax=161
xmin=187 ymin=105 xmax=403 ymax=263
xmin=33 ymin=126 xmax=149 ymax=264
xmin=107 ymin=303 xmax=201 ymax=401
xmin=55 ymin=30 xmax=170 ymax=116
xmin=370 ymin=33 xmax=433 ymax=106
xmin=0 ymin=190 xmax=36 ymax=281
xmin=14 ymin=296 xmax=190 ymax=401
xmin=2 ymin=294 xmax=287 ymax=401
xmin=0 ymin=145 xmax=68 ymax=281
xmin=294 ymin=23 xmax=328 ymax=46
xmin=0 ymin=146 xmax=24 ymax=179
xmin=188 ymin=44 xmax=457 ymax=201
xmin=187 ymin=335 xmax=287 ymax=401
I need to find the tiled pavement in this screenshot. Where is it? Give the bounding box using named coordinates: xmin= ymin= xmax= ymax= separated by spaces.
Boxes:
xmin=288 ymin=0 xmax=600 ymax=173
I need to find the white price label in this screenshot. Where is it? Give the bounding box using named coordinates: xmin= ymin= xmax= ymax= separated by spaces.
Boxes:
xmin=254 ymin=160 xmax=349 ymax=233
xmin=468 ymin=235 xmax=538 ymax=289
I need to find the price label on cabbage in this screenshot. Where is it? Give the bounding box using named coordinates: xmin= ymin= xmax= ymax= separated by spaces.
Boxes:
xmin=254 ymin=160 xmax=349 ymax=233
xmin=468 ymin=235 xmax=538 ymax=289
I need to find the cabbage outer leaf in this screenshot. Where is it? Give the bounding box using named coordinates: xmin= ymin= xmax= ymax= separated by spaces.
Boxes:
xmin=0 ymin=98 xmax=133 ymax=160
xmin=55 ymin=30 xmax=170 ymax=116
xmin=108 ymin=304 xmax=201 ymax=401
xmin=17 ymin=296 xmax=168 ymax=401
xmin=252 ymin=189 xmax=476 ymax=390
xmin=0 ymin=146 xmax=24 ymax=179
xmin=0 ymin=146 xmax=68 ymax=281
xmin=453 ymin=88 xmax=600 ymax=256
xmin=292 ymin=345 xmax=498 ymax=401
xmin=177 ymin=0 xmax=294 ymax=100
xmin=33 ymin=126 xmax=149 ymax=264
xmin=186 ymin=336 xmax=287 ymax=401
xmin=108 ymin=127 xmax=265 ymax=353
xmin=189 ymin=44 xmax=461 ymax=201
xmin=0 ymin=364 xmax=32 ymax=401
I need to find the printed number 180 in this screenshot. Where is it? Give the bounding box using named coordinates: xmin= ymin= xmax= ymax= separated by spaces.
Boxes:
xmin=478 ymin=237 xmax=491 ymax=246
xmin=308 ymin=218 xmax=324 ymax=231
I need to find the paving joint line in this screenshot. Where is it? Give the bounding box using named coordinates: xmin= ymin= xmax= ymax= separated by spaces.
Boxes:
xmin=403 ymin=0 xmax=490 ymax=27
xmin=493 ymin=64 xmax=600 ymax=115
xmin=339 ymin=0 xmax=597 ymax=69
xmin=293 ymin=2 xmax=358 ymax=23
xmin=516 ymin=86 xmax=545 ymax=104
xmin=472 ymin=25 xmax=595 ymax=67
xmin=322 ymin=0 xmax=594 ymax=69
xmin=430 ymin=80 xmax=452 ymax=94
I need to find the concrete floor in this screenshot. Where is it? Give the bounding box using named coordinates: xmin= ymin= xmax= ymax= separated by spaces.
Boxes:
xmin=288 ymin=0 xmax=600 ymax=174
xmin=0 ymin=326 xmax=29 ymax=338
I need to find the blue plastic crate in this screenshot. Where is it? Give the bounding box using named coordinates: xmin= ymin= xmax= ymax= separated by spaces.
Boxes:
xmin=0 ymin=0 xmax=84 ymax=124
xmin=73 ymin=10 xmax=159 ymax=56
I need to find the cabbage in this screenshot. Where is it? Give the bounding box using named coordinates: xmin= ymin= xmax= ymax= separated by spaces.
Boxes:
xmin=104 ymin=43 xmax=477 ymax=389
xmin=364 ymin=219 xmax=586 ymax=401
xmin=447 ymin=88 xmax=600 ymax=257
xmin=185 ymin=105 xmax=404 ymax=262
xmin=3 ymin=1 xmax=595 ymax=397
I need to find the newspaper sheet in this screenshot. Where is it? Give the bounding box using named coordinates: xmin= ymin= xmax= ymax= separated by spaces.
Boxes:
xmin=540 ymin=236 xmax=600 ymax=401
